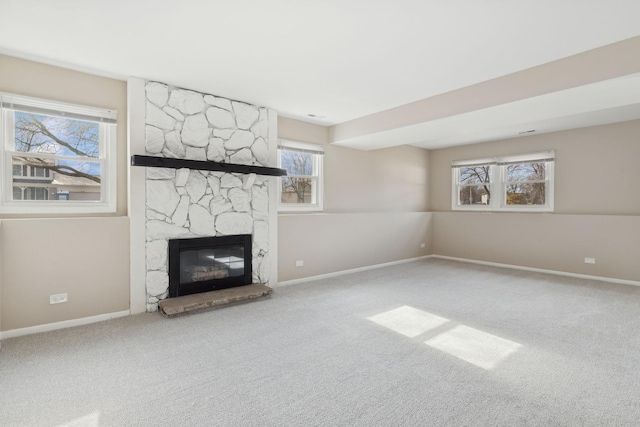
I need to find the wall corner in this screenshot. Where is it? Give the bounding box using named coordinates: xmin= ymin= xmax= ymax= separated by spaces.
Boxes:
xmin=268 ymin=109 xmax=279 ymax=287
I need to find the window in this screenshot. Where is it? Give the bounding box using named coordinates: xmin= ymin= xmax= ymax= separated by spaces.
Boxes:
xmin=18 ymin=186 xmax=48 ymax=200
xmin=33 ymin=166 xmax=50 ymax=178
xmin=452 ymin=151 xmax=554 ymax=212
xmin=1 ymin=93 xmax=117 ymax=213
xmin=277 ymin=139 xmax=324 ymax=212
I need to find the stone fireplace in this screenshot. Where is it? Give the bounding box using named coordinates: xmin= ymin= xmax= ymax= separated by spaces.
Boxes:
xmin=137 ymin=81 xmax=277 ymax=312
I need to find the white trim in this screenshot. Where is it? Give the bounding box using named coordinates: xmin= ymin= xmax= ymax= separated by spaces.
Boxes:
xmin=496 ymin=150 xmax=555 ymax=164
xmin=267 ymin=109 xmax=279 ymax=287
xmin=277 ymin=255 xmax=433 ymax=287
xmin=274 ymin=253 xmax=639 ymax=289
xmin=432 ymin=255 xmax=640 ymax=287
xmin=277 ymin=140 xmax=324 ymax=212
xmin=1 ymin=92 xmax=117 ymax=122
xmin=127 ymin=77 xmax=147 ymax=315
xmin=0 ymin=310 xmax=130 ymax=340
xmin=278 ymin=204 xmax=324 ymax=213
xmin=451 ymin=157 xmax=497 ymax=167
xmin=278 ymin=138 xmax=324 ymax=154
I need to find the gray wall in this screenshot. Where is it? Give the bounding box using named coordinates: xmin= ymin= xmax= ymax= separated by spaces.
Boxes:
xmin=0 ymin=55 xmax=130 ymax=331
xmin=429 ymin=120 xmax=640 ymax=215
xmin=429 ymin=120 xmax=640 ymax=281
xmin=1 ymin=218 xmax=130 ymax=330
xmin=277 ymin=117 xmax=432 ymax=282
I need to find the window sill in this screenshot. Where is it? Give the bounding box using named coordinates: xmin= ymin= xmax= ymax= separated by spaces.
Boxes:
xmin=452 ymin=207 xmax=554 ymax=213
xmin=0 ymin=202 xmax=116 ymax=215
xmin=278 ymin=205 xmax=323 ymax=214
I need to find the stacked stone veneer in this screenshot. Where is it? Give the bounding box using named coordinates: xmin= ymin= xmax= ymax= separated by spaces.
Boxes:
xmin=144 ymin=81 xmax=270 ymax=312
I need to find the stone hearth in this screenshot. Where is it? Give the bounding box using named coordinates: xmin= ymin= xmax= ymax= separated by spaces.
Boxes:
xmin=158 ymin=284 xmax=273 ymax=317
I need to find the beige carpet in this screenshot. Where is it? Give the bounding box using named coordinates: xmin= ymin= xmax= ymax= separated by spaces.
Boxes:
xmin=2 ymin=258 xmax=640 ymax=426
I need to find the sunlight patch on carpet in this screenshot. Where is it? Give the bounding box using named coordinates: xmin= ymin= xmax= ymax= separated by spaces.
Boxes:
xmin=55 ymin=411 xmax=101 ymax=427
xmin=425 ymin=325 xmax=522 ymax=370
xmin=367 ymin=305 xmax=449 ymax=337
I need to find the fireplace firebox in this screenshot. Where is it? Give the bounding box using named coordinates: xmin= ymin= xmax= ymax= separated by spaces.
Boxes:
xmin=168 ymin=235 xmax=252 ymax=298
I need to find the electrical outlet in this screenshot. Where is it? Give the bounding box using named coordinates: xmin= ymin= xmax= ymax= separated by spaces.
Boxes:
xmin=50 ymin=293 xmax=68 ymax=304
xmin=420 ymin=243 xmax=426 ymax=248
xmin=295 ymin=260 xmax=304 ymax=267
xmin=584 ymin=258 xmax=596 ymax=264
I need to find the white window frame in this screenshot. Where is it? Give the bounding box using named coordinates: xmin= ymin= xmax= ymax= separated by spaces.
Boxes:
xmin=452 ymin=151 xmax=555 ymax=212
xmin=277 ymin=139 xmax=324 ymax=212
xmin=0 ymin=93 xmax=117 ymax=214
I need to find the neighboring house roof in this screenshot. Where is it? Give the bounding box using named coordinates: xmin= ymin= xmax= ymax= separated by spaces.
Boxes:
xmin=51 ymin=172 xmax=100 ymax=187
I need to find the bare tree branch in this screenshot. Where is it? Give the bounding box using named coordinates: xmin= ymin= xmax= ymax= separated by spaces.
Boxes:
xmin=281 ymin=151 xmax=313 ymax=203
xmin=12 ymin=113 xmax=101 ymax=185
xmin=14 ymin=156 xmax=100 ymax=183
xmin=15 ymin=114 xmax=97 ymax=157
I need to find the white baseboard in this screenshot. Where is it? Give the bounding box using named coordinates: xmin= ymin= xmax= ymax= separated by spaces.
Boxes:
xmin=4 ymin=254 xmax=631 ymax=344
xmin=0 ymin=310 xmax=131 ymax=342
xmin=432 ymin=255 xmax=640 ymax=287
xmin=277 ymin=255 xmax=433 ymax=287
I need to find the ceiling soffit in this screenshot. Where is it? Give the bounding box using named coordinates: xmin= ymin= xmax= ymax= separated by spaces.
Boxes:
xmin=330 ymin=37 xmax=640 ymax=150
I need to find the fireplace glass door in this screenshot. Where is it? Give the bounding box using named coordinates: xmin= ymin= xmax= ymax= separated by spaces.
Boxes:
xmin=168 ymin=235 xmax=252 ymax=297
xmin=180 ymin=245 xmax=245 ymax=284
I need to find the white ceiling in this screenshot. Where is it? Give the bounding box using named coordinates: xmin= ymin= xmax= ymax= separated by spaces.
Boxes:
xmin=334 ymin=73 xmax=640 ymax=150
xmin=1 ymin=0 xmax=640 ymax=147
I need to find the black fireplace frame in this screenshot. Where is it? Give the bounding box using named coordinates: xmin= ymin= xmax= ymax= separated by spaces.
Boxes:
xmin=168 ymin=234 xmax=252 ymax=298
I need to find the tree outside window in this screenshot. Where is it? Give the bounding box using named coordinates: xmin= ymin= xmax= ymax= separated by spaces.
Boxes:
xmin=452 ymin=152 xmax=554 ymax=212
xmin=277 ymin=140 xmax=323 ymax=212
xmin=505 ymin=162 xmax=546 ymax=205
xmin=458 ymin=165 xmax=491 ymax=205
xmin=280 ymin=150 xmax=313 ymax=204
